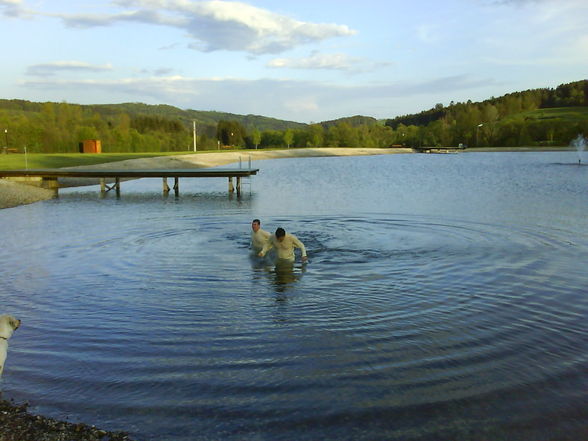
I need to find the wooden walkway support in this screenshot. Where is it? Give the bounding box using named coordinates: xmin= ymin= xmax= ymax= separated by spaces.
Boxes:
xmin=0 ymin=168 xmax=259 ymax=197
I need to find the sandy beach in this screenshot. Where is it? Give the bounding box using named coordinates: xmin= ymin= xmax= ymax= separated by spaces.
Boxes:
xmin=0 ymin=147 xmax=410 ymax=210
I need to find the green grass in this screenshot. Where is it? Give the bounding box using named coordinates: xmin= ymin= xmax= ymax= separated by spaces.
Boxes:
xmin=514 ymin=106 xmax=588 ymax=122
xmin=0 ymin=151 xmax=199 ymax=170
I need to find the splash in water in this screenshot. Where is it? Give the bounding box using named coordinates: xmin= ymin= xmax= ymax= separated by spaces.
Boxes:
xmin=571 ymin=134 xmax=587 ymax=164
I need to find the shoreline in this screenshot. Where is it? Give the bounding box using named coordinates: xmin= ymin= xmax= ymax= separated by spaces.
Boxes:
xmin=0 ymin=147 xmax=578 ymax=210
xmin=0 ymin=147 xmax=410 ymax=209
xmin=0 ymin=397 xmax=135 ymax=441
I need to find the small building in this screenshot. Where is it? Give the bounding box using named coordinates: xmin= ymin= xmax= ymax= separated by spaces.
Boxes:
xmin=79 ymin=139 xmax=102 ymax=153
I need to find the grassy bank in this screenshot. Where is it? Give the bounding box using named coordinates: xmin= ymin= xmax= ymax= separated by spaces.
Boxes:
xmin=0 ymin=147 xmax=391 ymax=170
xmin=0 ymin=151 xmax=204 ymax=170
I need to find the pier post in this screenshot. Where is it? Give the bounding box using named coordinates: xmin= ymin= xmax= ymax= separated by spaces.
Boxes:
xmin=228 ymin=177 xmax=234 ymax=193
xmin=163 ymin=177 xmax=170 ymax=194
xmin=41 ymin=177 xmax=59 ymax=197
xmin=115 ymin=177 xmax=121 ymax=196
xmin=174 ymin=177 xmax=179 ymax=196
xmin=236 ymin=176 xmax=241 ymax=196
xmin=100 ymin=178 xmax=106 ymax=194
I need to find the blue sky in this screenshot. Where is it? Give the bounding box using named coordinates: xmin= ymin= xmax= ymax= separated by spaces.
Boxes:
xmin=1 ymin=0 xmax=586 ymax=123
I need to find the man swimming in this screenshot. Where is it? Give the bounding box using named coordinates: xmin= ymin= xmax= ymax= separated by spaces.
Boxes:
xmin=259 ymin=227 xmax=308 ymax=263
xmin=250 ymin=219 xmax=271 ymax=254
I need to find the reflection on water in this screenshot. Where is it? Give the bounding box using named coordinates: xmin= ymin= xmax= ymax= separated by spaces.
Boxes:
xmin=0 ymin=152 xmax=587 ymax=441
xmin=250 ymin=250 xmax=307 ymax=295
xmin=272 ymin=259 xmax=305 ymax=294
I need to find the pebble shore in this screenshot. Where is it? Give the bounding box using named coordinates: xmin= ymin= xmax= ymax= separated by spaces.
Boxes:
xmin=0 ymin=180 xmax=55 ymax=209
xmin=0 ymin=398 xmax=135 ymax=441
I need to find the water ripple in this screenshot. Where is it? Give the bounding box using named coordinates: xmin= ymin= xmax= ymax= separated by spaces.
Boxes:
xmin=1 ymin=205 xmax=587 ymax=440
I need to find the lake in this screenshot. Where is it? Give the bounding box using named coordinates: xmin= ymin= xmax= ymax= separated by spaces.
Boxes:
xmin=1 ymin=151 xmax=587 ymax=440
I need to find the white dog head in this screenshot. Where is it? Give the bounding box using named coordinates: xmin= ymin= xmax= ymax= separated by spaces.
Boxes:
xmin=0 ymin=315 xmax=21 ymax=340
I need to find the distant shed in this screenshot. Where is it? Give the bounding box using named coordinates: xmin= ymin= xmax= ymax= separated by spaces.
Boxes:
xmin=79 ymin=139 xmax=102 ymax=153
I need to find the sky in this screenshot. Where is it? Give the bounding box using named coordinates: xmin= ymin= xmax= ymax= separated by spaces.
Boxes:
xmin=1 ymin=0 xmax=587 ymax=123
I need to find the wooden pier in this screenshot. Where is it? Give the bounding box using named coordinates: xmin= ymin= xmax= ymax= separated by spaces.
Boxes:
xmin=412 ymin=147 xmax=462 ymax=154
xmin=0 ymin=168 xmax=259 ymax=197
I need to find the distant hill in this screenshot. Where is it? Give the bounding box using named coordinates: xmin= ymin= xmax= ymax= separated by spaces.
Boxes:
xmin=501 ymin=106 xmax=588 ymax=125
xmin=0 ymin=99 xmax=384 ymax=132
xmin=385 ymin=80 xmax=588 ymax=129
xmin=320 ymin=115 xmax=378 ymax=128
xmin=0 ymin=99 xmax=307 ymax=134
xmin=82 ymin=102 xmax=308 ymax=132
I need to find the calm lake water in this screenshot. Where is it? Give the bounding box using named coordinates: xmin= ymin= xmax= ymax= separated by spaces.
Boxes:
xmin=1 ymin=151 xmax=587 ymax=441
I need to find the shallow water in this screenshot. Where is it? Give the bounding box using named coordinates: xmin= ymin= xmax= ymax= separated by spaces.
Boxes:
xmin=1 ymin=152 xmax=587 ymax=440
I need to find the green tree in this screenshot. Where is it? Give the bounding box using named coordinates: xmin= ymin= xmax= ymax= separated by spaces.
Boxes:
xmin=307 ymin=124 xmax=324 ymax=147
xmin=251 ymin=128 xmax=261 ymax=149
xmin=217 ymin=120 xmax=246 ymax=147
xmin=283 ymin=129 xmax=294 ymax=148
xmin=260 ymin=130 xmax=283 ymax=148
xmin=76 ymin=126 xmax=99 ymax=142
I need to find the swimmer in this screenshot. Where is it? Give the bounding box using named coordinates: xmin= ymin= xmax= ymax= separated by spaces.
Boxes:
xmin=259 ymin=227 xmax=308 ymax=263
xmin=250 ymin=219 xmax=271 ymax=255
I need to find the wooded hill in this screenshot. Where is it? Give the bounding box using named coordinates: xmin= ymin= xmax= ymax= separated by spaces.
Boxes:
xmin=0 ymin=80 xmax=585 ymax=153
xmin=385 ymin=80 xmax=587 ymax=148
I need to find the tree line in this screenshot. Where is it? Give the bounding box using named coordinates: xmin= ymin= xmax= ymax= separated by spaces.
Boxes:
xmin=0 ymin=100 xmax=397 ymax=153
xmin=0 ymin=80 xmax=586 ymax=153
xmin=385 ymin=80 xmax=587 ymax=147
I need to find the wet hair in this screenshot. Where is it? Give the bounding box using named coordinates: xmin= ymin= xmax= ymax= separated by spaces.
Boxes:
xmin=275 ymin=227 xmax=286 ymax=238
xmin=252 ymin=219 xmax=261 ymax=225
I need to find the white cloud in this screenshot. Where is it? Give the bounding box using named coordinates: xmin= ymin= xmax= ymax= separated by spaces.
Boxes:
xmin=26 ymin=61 xmax=113 ymax=76
xmin=45 ymin=0 xmax=356 ymax=54
xmin=267 ymin=53 xmax=387 ymax=72
xmin=0 ymin=0 xmax=30 ymax=17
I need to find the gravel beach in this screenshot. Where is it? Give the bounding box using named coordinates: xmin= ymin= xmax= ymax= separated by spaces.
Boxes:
xmin=0 ymin=397 xmax=135 ymax=441
xmin=0 ymin=180 xmax=55 ymax=209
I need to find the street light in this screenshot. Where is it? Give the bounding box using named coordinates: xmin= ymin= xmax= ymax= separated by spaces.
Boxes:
xmin=193 ymin=120 xmax=197 ymax=152
xmin=3 ymin=129 xmax=7 ymax=154
xmin=476 ymin=123 xmax=484 ymax=147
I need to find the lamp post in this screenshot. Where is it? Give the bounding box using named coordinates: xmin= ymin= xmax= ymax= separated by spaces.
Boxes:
xmin=3 ymin=129 xmax=7 ymax=154
xmin=476 ymin=123 xmax=484 ymax=147
xmin=193 ymin=120 xmax=197 ymax=152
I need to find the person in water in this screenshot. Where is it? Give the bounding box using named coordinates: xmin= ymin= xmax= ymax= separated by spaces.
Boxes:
xmin=259 ymin=227 xmax=308 ymax=263
xmin=250 ymin=219 xmax=271 ymax=254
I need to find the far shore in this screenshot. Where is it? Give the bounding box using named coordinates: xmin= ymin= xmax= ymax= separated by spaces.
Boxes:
xmin=0 ymin=147 xmax=411 ymax=209
xmin=0 ymin=145 xmax=578 ymax=210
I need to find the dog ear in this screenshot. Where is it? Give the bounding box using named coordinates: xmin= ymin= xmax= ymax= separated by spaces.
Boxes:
xmin=9 ymin=317 xmax=20 ymax=330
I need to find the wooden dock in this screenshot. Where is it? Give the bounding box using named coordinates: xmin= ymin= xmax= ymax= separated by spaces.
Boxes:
xmin=0 ymin=168 xmax=259 ymax=196
xmin=412 ymin=147 xmax=462 ymax=154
